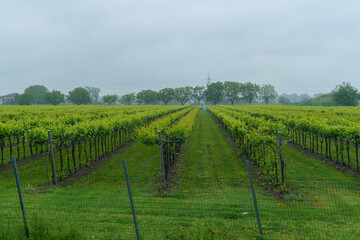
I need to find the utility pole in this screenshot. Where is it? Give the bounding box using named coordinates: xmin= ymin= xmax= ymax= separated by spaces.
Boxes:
xmin=207 ymin=73 xmax=211 ymax=86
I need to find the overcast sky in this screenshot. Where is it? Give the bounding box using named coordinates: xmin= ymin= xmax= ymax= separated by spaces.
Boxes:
xmin=1 ymin=0 xmax=360 ymax=97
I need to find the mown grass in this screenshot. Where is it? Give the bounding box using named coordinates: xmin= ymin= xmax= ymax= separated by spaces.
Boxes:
xmin=1 ymin=109 xmax=359 ymax=239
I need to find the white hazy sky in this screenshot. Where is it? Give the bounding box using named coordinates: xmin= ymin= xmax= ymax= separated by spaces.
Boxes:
xmin=1 ymin=0 xmax=360 ymax=97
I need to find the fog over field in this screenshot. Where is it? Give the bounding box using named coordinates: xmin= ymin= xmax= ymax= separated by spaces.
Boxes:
xmin=1 ymin=0 xmax=359 ymax=96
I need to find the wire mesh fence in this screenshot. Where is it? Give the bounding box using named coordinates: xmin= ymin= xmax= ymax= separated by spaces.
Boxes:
xmin=1 ymin=163 xmax=360 ymax=239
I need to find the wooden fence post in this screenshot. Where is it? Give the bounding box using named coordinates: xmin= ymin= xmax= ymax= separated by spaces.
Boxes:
xmin=278 ymin=131 xmax=285 ymax=185
xmin=48 ymin=130 xmax=57 ymax=185
xmin=158 ymin=131 xmax=166 ymax=182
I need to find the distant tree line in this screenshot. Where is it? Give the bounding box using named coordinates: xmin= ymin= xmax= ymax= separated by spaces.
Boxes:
xmin=6 ymin=81 xmax=358 ymax=106
xmin=10 ymin=82 xmax=278 ymax=106
xmin=121 ymin=82 xmax=278 ymax=105
xmin=279 ymin=82 xmax=359 ymax=106
xmin=16 ymin=85 xmax=99 ymax=105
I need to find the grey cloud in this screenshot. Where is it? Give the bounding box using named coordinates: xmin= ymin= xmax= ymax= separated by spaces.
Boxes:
xmin=1 ymin=0 xmax=360 ymax=96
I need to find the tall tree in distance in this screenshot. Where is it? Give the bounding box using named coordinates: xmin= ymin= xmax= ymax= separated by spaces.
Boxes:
xmin=259 ymin=84 xmax=278 ymax=104
xmin=102 ymin=94 xmax=118 ymax=105
xmin=45 ymin=90 xmax=65 ymax=105
xmin=239 ymin=82 xmax=260 ymax=105
xmin=120 ymin=93 xmax=136 ymax=105
xmin=85 ymin=86 xmax=101 ymax=104
xmin=17 ymin=93 xmax=35 ymax=105
xmin=223 ymin=81 xmax=241 ymax=105
xmin=24 ymin=85 xmax=49 ymax=104
xmin=174 ymin=86 xmax=192 ymax=105
xmin=159 ymin=88 xmax=175 ymax=105
xmin=205 ymin=81 xmax=224 ymax=105
xmin=192 ymin=85 xmax=205 ymax=105
xmin=136 ymin=90 xmax=158 ymax=105
xmin=68 ymin=87 xmax=91 ymax=105
xmin=278 ymin=96 xmax=291 ymax=105
xmin=332 ymin=82 xmax=358 ymax=106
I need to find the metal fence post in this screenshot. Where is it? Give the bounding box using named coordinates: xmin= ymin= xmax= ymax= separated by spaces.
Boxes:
xmin=12 ymin=156 xmax=30 ymax=238
xmin=245 ymin=160 xmax=263 ymax=236
xmin=48 ymin=130 xmax=57 ymax=185
xmin=122 ymin=159 xmax=141 ymax=240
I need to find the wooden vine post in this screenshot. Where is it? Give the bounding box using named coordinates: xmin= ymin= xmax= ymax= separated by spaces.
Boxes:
xmin=158 ymin=131 xmax=166 ymax=182
xmin=48 ymin=130 xmax=57 ymax=185
xmin=278 ymin=131 xmax=285 ymax=185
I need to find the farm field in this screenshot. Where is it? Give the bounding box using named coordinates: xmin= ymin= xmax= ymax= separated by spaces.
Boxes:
xmin=0 ymin=105 xmax=360 ymax=239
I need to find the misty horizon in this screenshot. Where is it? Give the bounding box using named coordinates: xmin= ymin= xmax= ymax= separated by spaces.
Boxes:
xmin=1 ymin=1 xmax=360 ymax=96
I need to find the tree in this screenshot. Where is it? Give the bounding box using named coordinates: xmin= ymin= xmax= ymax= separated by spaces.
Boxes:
xmin=85 ymin=86 xmax=101 ymax=104
xmin=332 ymin=82 xmax=358 ymax=106
xmin=136 ymin=90 xmax=158 ymax=105
xmin=68 ymin=87 xmax=91 ymax=105
xmin=17 ymin=93 xmax=35 ymax=105
xmin=259 ymin=84 xmax=278 ymax=104
xmin=159 ymin=88 xmax=175 ymax=105
xmin=299 ymin=93 xmax=311 ymax=102
xmin=102 ymin=94 xmax=118 ymax=105
xmin=24 ymin=85 xmax=49 ymax=104
xmin=205 ymin=81 xmax=224 ymax=105
xmin=223 ymin=81 xmax=241 ymax=105
xmin=44 ymin=90 xmax=65 ymax=105
xmin=278 ymin=96 xmax=291 ymax=105
xmin=174 ymin=86 xmax=192 ymax=105
xmin=239 ymin=82 xmax=260 ymax=105
xmin=120 ymin=93 xmax=136 ymax=105
xmin=192 ymin=85 xmax=205 ymax=105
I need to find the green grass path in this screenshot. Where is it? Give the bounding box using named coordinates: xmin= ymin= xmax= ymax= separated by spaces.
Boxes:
xmin=180 ymin=109 xmax=247 ymax=179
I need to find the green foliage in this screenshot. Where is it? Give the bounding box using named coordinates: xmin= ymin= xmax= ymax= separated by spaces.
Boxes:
xmin=159 ymin=88 xmax=175 ymax=105
xmin=120 ymin=93 xmax=136 ymax=105
xmin=332 ymin=82 xmax=358 ymax=106
xmin=239 ymin=82 xmax=260 ymax=105
xmin=102 ymin=94 xmax=118 ymax=105
xmin=192 ymin=85 xmax=205 ymax=104
xmin=136 ymin=89 xmax=158 ymax=105
xmin=85 ymin=86 xmax=101 ymax=104
xmin=223 ymin=81 xmax=241 ymax=105
xmin=136 ymin=106 xmax=195 ymax=145
xmin=205 ymin=81 xmax=224 ymax=105
xmin=278 ymin=96 xmax=292 ymax=105
xmin=259 ymin=84 xmax=278 ymax=104
xmin=44 ymin=90 xmax=65 ymax=105
xmin=24 ymin=85 xmax=49 ymax=104
xmin=174 ymin=86 xmax=192 ymax=105
xmin=68 ymin=87 xmax=91 ymax=105
xmin=305 ymin=94 xmax=338 ymax=106
xmin=17 ymin=92 xmax=35 ymax=105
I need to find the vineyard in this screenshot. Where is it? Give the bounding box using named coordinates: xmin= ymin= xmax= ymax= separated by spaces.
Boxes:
xmin=1 ymin=105 xmax=360 ymax=239
xmin=0 ymin=105 xmax=193 ymax=182
xmin=208 ymin=105 xmax=360 ymax=184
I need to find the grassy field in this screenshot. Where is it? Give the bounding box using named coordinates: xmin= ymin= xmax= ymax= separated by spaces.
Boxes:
xmin=1 ymin=109 xmax=360 ymax=239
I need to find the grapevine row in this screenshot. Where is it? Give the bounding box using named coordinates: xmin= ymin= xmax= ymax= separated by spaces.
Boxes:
xmin=207 ymin=106 xmax=287 ymax=184
xmin=137 ymin=106 xmax=200 ymax=180
xmin=0 ymin=106 xmax=190 ymax=183
xmin=221 ymin=105 xmax=360 ymax=171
